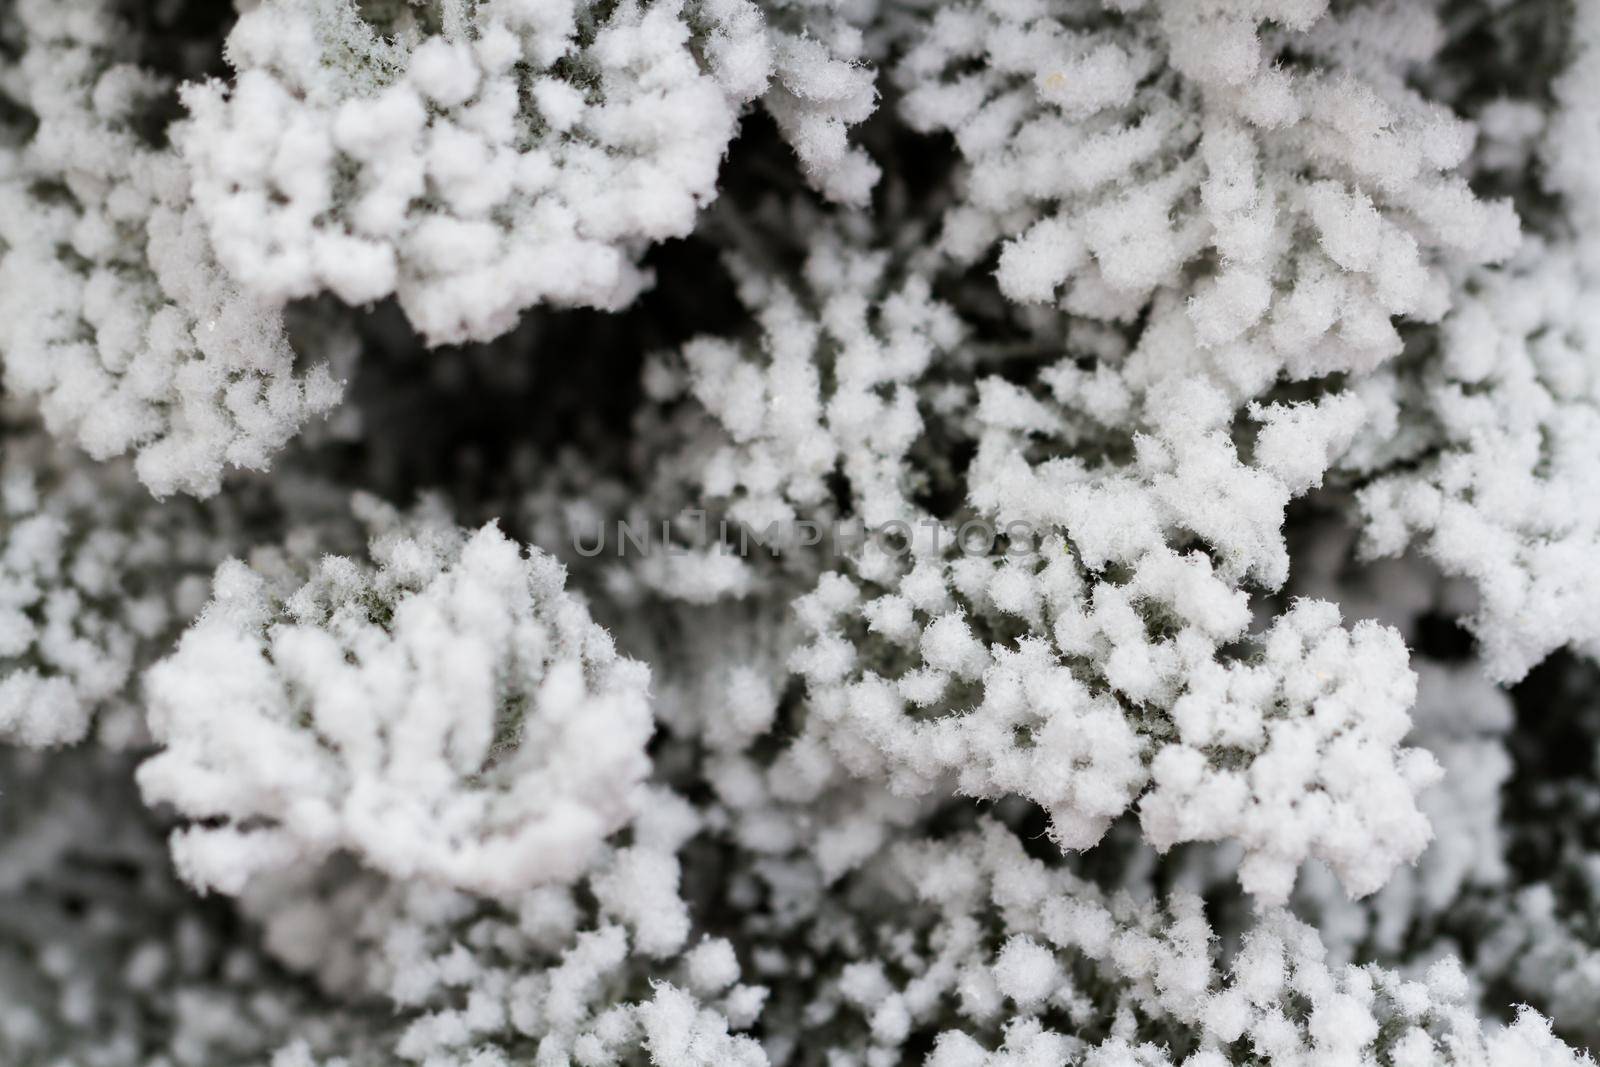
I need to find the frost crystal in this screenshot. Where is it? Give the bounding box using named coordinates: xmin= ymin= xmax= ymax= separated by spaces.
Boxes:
xmin=0 ymin=0 xmax=1598 ymax=1064
xmin=140 ymin=508 xmax=653 ymax=898
xmin=0 ymin=0 xmax=343 ymax=497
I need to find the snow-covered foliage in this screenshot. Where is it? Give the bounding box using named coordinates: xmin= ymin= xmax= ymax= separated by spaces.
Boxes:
xmin=1 ymin=0 xmax=1598 ymax=1064
xmin=0 ymin=405 xmax=336 ymax=747
xmin=139 ymin=505 xmax=654 ymax=898
xmin=894 ymin=0 xmax=1520 ymax=379
xmin=0 ymin=0 xmax=345 ymax=497
xmin=179 ymin=0 xmax=885 ymax=345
